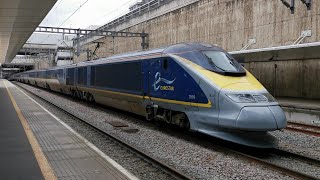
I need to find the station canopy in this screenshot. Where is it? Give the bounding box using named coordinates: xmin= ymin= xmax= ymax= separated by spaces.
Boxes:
xmin=0 ymin=0 xmax=57 ymax=64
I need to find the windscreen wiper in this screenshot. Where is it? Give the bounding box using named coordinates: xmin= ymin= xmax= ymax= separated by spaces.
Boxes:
xmin=207 ymin=57 xmax=226 ymax=72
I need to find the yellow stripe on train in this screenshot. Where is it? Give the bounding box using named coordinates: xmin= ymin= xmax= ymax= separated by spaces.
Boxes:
xmin=171 ymin=55 xmax=266 ymax=91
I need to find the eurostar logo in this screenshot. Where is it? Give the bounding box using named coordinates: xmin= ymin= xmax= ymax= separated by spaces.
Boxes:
xmin=153 ymin=72 xmax=176 ymax=91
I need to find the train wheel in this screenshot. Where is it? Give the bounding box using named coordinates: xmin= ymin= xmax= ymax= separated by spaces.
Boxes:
xmin=74 ymin=90 xmax=81 ymax=100
xmin=183 ymin=118 xmax=190 ymax=130
xmin=77 ymin=91 xmax=83 ymax=100
xmin=46 ymin=84 xmax=51 ymax=90
xmin=87 ymin=93 xmax=95 ymax=102
xmin=71 ymin=90 xmax=76 ymax=98
xmin=80 ymin=91 xmax=86 ymax=100
xmin=179 ymin=114 xmax=190 ymax=130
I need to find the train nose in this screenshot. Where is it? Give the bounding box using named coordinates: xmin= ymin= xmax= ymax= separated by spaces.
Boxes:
xmin=236 ymin=105 xmax=287 ymax=131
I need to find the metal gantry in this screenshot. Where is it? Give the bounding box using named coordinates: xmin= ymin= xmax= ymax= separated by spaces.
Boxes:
xmin=73 ymin=29 xmax=148 ymax=56
xmin=1 ymin=63 xmax=35 ymax=78
xmin=35 ymin=26 xmax=149 ymax=56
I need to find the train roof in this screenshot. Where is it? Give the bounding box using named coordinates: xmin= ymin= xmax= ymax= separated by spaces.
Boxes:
xmin=14 ymin=42 xmax=225 ymax=73
xmin=100 ymin=42 xmax=223 ymax=59
xmin=163 ymin=42 xmax=223 ymax=54
xmin=77 ymin=42 xmax=224 ymax=66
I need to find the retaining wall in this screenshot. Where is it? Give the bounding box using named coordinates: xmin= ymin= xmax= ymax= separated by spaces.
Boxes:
xmin=75 ymin=0 xmax=320 ymax=99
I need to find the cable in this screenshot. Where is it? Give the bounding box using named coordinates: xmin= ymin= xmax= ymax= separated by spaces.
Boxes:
xmin=39 ymin=0 xmax=89 ymax=43
xmin=58 ymin=0 xmax=89 ymax=27
xmin=51 ymin=0 xmax=64 ymax=16
xmin=41 ymin=0 xmax=64 ymax=26
xmin=93 ymin=0 xmax=136 ymax=25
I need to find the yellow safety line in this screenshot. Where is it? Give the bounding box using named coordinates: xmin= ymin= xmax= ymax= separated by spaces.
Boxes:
xmin=3 ymin=80 xmax=56 ymax=180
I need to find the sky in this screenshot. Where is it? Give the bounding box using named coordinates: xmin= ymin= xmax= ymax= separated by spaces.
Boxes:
xmin=28 ymin=0 xmax=139 ymax=44
xmin=39 ymin=0 xmax=139 ymax=29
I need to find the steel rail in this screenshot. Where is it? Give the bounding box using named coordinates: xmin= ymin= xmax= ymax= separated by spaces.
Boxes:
xmin=269 ymin=148 xmax=320 ymax=166
xmin=225 ymin=147 xmax=319 ymax=180
xmin=286 ymin=122 xmax=320 ymax=137
xmin=14 ymin=82 xmax=193 ymax=180
xmin=15 ymin=82 xmax=320 ymax=180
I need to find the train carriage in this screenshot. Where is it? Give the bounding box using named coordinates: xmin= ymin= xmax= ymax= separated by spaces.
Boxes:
xmin=10 ymin=42 xmax=287 ymax=148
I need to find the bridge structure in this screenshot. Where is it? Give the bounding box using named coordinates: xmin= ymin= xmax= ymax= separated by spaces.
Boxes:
xmin=0 ymin=63 xmax=34 ymax=79
xmin=0 ymin=0 xmax=57 ymax=64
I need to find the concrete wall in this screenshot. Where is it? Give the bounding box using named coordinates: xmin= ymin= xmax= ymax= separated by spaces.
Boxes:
xmin=232 ymin=44 xmax=320 ymax=99
xmin=75 ymin=0 xmax=319 ymax=61
xmin=243 ymin=59 xmax=320 ymax=99
xmin=74 ymin=0 xmax=320 ymax=99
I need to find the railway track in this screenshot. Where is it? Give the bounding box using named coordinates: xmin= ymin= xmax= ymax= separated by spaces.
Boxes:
xmin=251 ymin=148 xmax=320 ymax=180
xmin=286 ymin=122 xmax=320 ymax=137
xmin=15 ymin=83 xmax=193 ymax=180
xmin=15 ymin=82 xmax=320 ymax=180
xmin=214 ymin=143 xmax=320 ymax=180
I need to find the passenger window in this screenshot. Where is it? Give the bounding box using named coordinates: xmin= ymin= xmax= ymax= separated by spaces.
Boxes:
xmin=163 ymin=59 xmax=168 ymax=70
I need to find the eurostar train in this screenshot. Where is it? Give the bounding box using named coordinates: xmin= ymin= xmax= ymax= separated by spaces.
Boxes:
xmin=10 ymin=42 xmax=287 ymax=148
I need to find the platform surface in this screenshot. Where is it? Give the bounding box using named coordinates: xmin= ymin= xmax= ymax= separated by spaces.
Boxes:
xmin=277 ymin=97 xmax=320 ymax=126
xmin=1 ymin=79 xmax=136 ymax=180
xmin=277 ymin=97 xmax=320 ymax=111
xmin=0 ymin=80 xmax=44 ymax=179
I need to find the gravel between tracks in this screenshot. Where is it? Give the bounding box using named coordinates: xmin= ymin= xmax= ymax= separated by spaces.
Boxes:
xmin=271 ymin=130 xmax=320 ymax=160
xmin=16 ymin=82 xmax=298 ymax=180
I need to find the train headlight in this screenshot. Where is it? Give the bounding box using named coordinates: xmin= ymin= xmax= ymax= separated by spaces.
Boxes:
xmin=226 ymin=94 xmax=256 ymax=103
xmin=226 ymin=93 xmax=276 ymax=103
xmin=260 ymin=93 xmax=276 ymax=102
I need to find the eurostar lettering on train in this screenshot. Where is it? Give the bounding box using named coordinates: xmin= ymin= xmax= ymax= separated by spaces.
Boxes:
xmin=160 ymin=86 xmax=174 ymax=91
xmin=9 ymin=42 xmax=287 ymax=148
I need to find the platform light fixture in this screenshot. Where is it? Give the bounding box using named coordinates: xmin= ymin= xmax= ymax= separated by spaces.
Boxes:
xmin=280 ymin=0 xmax=295 ymax=14
xmin=292 ymin=30 xmax=312 ymax=45
xmin=280 ymin=0 xmax=312 ymax=14
xmin=301 ymin=0 xmax=312 ymax=10
xmin=241 ymin=39 xmax=256 ymax=51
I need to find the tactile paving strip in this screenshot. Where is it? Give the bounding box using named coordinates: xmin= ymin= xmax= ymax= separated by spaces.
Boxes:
xmin=9 ymin=84 xmax=131 ymax=180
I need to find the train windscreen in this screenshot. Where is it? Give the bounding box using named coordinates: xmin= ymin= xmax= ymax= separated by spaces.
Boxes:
xmin=177 ymin=50 xmax=246 ymax=76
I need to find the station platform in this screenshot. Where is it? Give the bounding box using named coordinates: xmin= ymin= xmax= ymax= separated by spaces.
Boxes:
xmin=277 ymin=97 xmax=320 ymax=126
xmin=277 ymin=97 xmax=320 ymax=111
xmin=0 ymin=79 xmax=137 ymax=180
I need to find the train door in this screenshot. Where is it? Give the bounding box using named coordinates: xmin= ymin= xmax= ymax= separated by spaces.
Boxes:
xmin=63 ymin=68 xmax=66 ymax=85
xmin=66 ymin=68 xmax=75 ymax=86
xmin=148 ymin=57 xmax=162 ymax=99
xmin=74 ymin=67 xmax=78 ymax=88
xmin=148 ymin=57 xmax=177 ymax=109
xmin=142 ymin=59 xmax=152 ymax=101
xmin=87 ymin=66 xmax=91 ymax=86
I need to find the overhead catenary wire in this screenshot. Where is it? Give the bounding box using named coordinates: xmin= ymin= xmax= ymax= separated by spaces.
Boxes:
xmin=93 ymin=0 xmax=137 ymax=26
xmin=39 ymin=0 xmax=89 ymax=44
xmin=50 ymin=0 xmax=64 ymax=18
xmin=58 ymin=0 xmax=89 ymax=27
xmin=41 ymin=0 xmax=64 ymax=26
